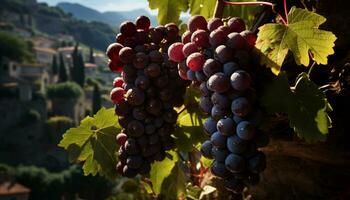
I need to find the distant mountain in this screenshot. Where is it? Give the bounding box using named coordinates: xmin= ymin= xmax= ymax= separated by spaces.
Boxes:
xmin=57 ymin=2 xmax=158 ymax=28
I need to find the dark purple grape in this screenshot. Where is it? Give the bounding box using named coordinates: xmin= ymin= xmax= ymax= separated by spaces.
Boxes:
xmin=203 ymin=59 xmax=222 ymax=77
xmin=211 ymin=161 xmax=229 ymax=178
xmin=227 ymin=135 xmax=247 ymax=154
xmin=126 ymin=88 xmax=145 ymax=106
xmin=209 ymin=29 xmax=227 ymax=47
xmin=120 ymin=21 xmax=137 ymax=36
xmin=201 ymin=140 xmax=213 ymax=159
xmin=148 ymin=134 xmax=159 ymax=145
xmin=149 ymin=50 xmax=163 ymax=63
xmin=136 ymin=15 xmax=151 ymax=30
xmin=204 ymin=117 xmax=217 ymax=135
xmin=135 ymin=75 xmax=150 ymax=90
xmin=211 ymin=105 xmax=228 ymax=121
xmin=200 ymin=82 xmax=212 ymax=97
xmin=236 ymin=121 xmax=255 ymax=140
xmin=231 ymin=97 xmax=251 ymax=117
xmin=212 ymin=147 xmax=229 ymax=162
xmin=115 ymin=99 xmax=130 ymax=116
xmin=144 ymin=63 xmax=161 ymax=78
xmin=195 ymin=71 xmax=207 ymax=82
xmin=227 ymin=17 xmax=245 ymax=33
xmin=119 ymin=47 xmax=134 ymax=63
xmin=230 ymin=70 xmax=252 ymax=91
xmin=132 ymin=106 xmax=147 ymax=121
xmin=211 ymin=92 xmax=230 ymax=108
xmin=116 ymin=132 xmax=128 ymax=146
xmin=133 ymin=52 xmax=149 ymax=69
xmin=223 ymin=62 xmax=239 ymax=76
xmin=106 ymin=43 xmax=123 ymax=61
xmin=124 ymin=138 xmax=140 ymax=155
xmin=127 ymin=120 xmax=144 ymax=137
xmin=163 ymin=109 xmax=178 ymax=123
xmin=126 ymin=155 xmax=144 ymax=169
xmin=146 ymin=99 xmax=162 ymax=116
xmin=188 ymin=15 xmax=207 ymax=32
xmin=225 ymin=153 xmax=245 ymax=173
xmin=240 ymin=30 xmax=257 ymax=48
xmin=145 ymin=124 xmax=156 ymax=135
xmin=208 ymin=17 xmax=224 ymax=32
xmin=137 ymin=135 xmax=149 ymax=148
xmin=191 ymin=29 xmax=210 ymax=48
xmin=199 ymin=96 xmax=213 ymax=114
xmin=217 ymin=118 xmax=235 ymax=135
xmin=154 ymin=75 xmax=169 ymax=88
xmin=215 ymin=45 xmax=234 ymax=63
xmin=122 ymin=165 xmax=138 ymax=178
xmin=207 ymin=72 xmax=230 ymax=93
xmin=150 ymin=27 xmax=164 ymax=44
xmin=226 ymin=32 xmax=247 ymax=50
xmin=135 ymin=29 xmax=149 ymax=44
xmin=210 ymin=131 xmax=227 ymax=148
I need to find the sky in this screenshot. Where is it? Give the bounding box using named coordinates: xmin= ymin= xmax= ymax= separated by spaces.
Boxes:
xmin=37 ymin=0 xmax=152 ymax=12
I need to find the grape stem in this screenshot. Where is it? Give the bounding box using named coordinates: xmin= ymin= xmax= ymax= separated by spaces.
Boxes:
xmin=222 ymin=0 xmax=288 ymax=25
xmin=283 ymin=0 xmax=289 ymax=24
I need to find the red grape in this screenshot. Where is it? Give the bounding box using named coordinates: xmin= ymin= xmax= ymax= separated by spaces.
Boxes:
xmin=228 ymin=17 xmax=245 ymax=33
xmin=120 ymin=21 xmax=137 ymax=36
xmin=110 ymin=87 xmax=125 ymax=103
xmin=208 ymin=18 xmax=224 ymax=32
xmin=119 ymin=47 xmax=134 ymax=63
xmin=106 ymin=43 xmax=123 ymax=61
xmin=186 ymin=52 xmax=205 ymax=72
xmin=188 ymin=15 xmax=207 ymax=32
xmin=113 ymin=77 xmax=124 ymax=88
xmin=116 ymin=132 xmax=128 ymax=145
xmin=136 ymin=15 xmax=150 ymax=31
xmin=182 ymin=31 xmax=192 ymax=44
xmin=182 ymin=42 xmax=198 ymax=57
xmin=108 ymin=59 xmax=123 ymax=73
xmin=168 ymin=42 xmax=185 ymax=62
xmin=191 ymin=29 xmax=210 ymax=48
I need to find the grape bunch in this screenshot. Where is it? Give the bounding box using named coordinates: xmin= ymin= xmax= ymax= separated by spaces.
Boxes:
xmin=106 ymin=16 xmax=190 ymax=178
xmin=168 ymin=16 xmax=269 ymax=193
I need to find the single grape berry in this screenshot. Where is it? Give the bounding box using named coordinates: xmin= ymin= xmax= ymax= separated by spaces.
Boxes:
xmin=108 ymin=59 xmax=123 ymax=73
xmin=231 ymin=97 xmax=251 ymax=117
xmin=126 ymin=88 xmax=145 ymax=106
xmin=144 ymin=63 xmax=161 ymax=78
xmin=168 ymin=42 xmax=185 ymax=63
xmin=119 ymin=47 xmax=134 ymax=63
xmin=204 ymin=117 xmax=217 ymax=136
xmin=217 ymin=118 xmax=235 ymax=136
xmin=208 ymin=17 xmax=224 ymax=32
xmin=225 ymin=153 xmax=245 ymax=173
xmin=186 ymin=52 xmax=206 ymax=72
xmin=211 ymin=105 xmax=228 ymax=121
xmin=113 ymin=77 xmax=124 ymax=88
xmin=136 ymin=15 xmax=151 ymax=30
xmin=230 ymin=70 xmax=252 ymax=91
xmin=182 ymin=42 xmax=198 ymax=57
xmin=209 ymin=29 xmax=227 ymax=47
xmin=199 ymin=96 xmax=213 ymax=114
xmin=215 ymin=45 xmax=234 ymax=63
xmin=210 ymin=131 xmax=227 ymax=148
xmin=226 ymin=32 xmax=247 ymax=50
xmin=212 ymin=147 xmax=229 ymax=162
xmin=120 ymin=21 xmax=137 ymax=36
xmin=191 ymin=29 xmax=210 ymax=48
xmin=236 ymin=121 xmax=255 ymax=140
xmin=110 ymin=87 xmax=125 ymax=104
xmin=127 ymin=120 xmax=144 ymax=137
xmin=116 ymin=132 xmax=128 ymax=146
xmin=223 ymin=62 xmax=239 ymax=76
xmin=115 ymin=99 xmax=130 ymax=116
xmin=182 ymin=31 xmax=192 ymax=44
xmin=188 ymin=15 xmax=207 ymax=32
xmin=207 ymin=72 xmax=230 ymax=93
xmin=227 ymin=17 xmax=245 ymax=33
xmin=203 ymin=59 xmax=222 ymax=77
xmin=227 ymin=135 xmax=247 ymax=154
xmin=200 ymin=140 xmax=213 ymax=159
xmin=211 ymin=161 xmax=229 ymax=178
xmin=133 ymin=52 xmax=149 ymax=69
xmin=211 ymin=92 xmax=230 ymax=108
xmin=106 ymin=43 xmax=123 ymax=61
xmin=240 ymin=30 xmax=257 ymax=48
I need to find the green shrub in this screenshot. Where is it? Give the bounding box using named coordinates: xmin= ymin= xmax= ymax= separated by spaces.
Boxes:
xmin=46 ymin=82 xmax=83 ymax=100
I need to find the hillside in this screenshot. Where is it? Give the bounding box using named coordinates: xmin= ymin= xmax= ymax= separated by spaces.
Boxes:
xmin=0 ymin=0 xmax=115 ymax=51
xmin=57 ymin=2 xmax=158 ymax=27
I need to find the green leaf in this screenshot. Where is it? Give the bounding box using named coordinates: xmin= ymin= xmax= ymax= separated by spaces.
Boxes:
xmin=256 ymin=6 xmax=337 ymax=74
xmin=174 ymin=111 xmax=207 ymax=152
xmin=200 ymin=156 xmax=214 ymax=168
xmin=58 ymin=108 xmax=120 ymax=179
xmin=148 ymin=0 xmax=189 ymax=25
xmin=186 ymin=183 xmax=202 ymax=200
xmin=149 ymin=151 xmax=178 ymax=195
xmin=199 ymin=185 xmax=216 ymax=199
xmin=261 ymin=73 xmax=331 ymax=142
xmin=223 ymin=0 xmax=263 ymax=28
xmin=160 ymin=162 xmax=187 ymax=199
xmin=188 ymin=0 xmax=216 ymax=20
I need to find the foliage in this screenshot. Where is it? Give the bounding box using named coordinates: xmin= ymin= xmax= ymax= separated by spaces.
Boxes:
xmin=20 ymin=109 xmax=41 ymax=125
xmin=256 ymin=6 xmax=337 ymax=75
xmin=71 ymin=44 xmax=85 ymax=87
xmin=47 ymin=82 xmax=83 ymax=100
xmin=261 ymin=72 xmax=332 ymax=142
xmin=58 ymin=108 xmax=120 ymax=179
xmin=92 ymin=84 xmax=102 ymax=114
xmin=0 ymin=31 xmax=33 ymax=62
xmin=46 ymin=116 xmax=74 ymax=128
xmin=148 ymin=0 xmax=262 ymax=27
xmin=52 ymin=54 xmax=58 ymax=75
xmin=58 ymin=53 xmax=68 ymax=82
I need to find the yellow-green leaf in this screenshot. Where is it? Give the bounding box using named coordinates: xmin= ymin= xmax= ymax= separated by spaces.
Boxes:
xmin=256 ymin=6 xmax=337 ymax=75
xmin=148 ymin=0 xmax=188 ymax=25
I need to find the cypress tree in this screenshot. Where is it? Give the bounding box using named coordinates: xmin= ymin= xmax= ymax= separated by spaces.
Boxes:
xmin=58 ymin=53 xmax=68 ymax=82
xmin=92 ymin=84 xmax=101 ymax=114
xmin=89 ymin=47 xmax=95 ymax=64
xmin=71 ymin=43 xmax=85 ymax=87
xmin=52 ymin=54 xmax=58 ymax=75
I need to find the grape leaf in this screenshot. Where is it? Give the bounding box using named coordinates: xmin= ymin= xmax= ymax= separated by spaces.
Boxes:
xmin=149 ymin=151 xmax=178 ymax=195
xmin=223 ymin=0 xmax=262 ymax=28
xmin=174 ymin=111 xmax=207 ymax=152
xmin=255 ymin=6 xmax=337 ymax=75
xmin=261 ymin=73 xmax=331 ymax=142
xmin=148 ymin=0 xmax=189 ymax=25
xmin=188 ymin=0 xmax=216 ymax=20
xmin=58 ymin=108 xmax=120 ymax=179
xmin=160 ymin=162 xmax=187 ymax=199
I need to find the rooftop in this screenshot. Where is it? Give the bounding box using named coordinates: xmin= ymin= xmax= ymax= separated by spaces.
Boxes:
xmin=58 ymin=46 xmax=82 ymax=52
xmin=34 ymin=47 xmax=57 ymax=54
xmin=85 ymin=63 xmax=97 ymax=68
xmin=0 ymin=182 xmax=30 ymax=196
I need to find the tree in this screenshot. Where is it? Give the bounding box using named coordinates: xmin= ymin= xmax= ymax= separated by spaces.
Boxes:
xmin=0 ymin=31 xmax=33 ymax=62
xmin=52 ymin=54 xmax=58 ymax=75
xmin=58 ymin=53 xmax=68 ymax=82
xmin=92 ymin=84 xmax=101 ymax=114
xmin=71 ymin=44 xmax=85 ymax=87
xmin=89 ymin=47 xmax=95 ymax=64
